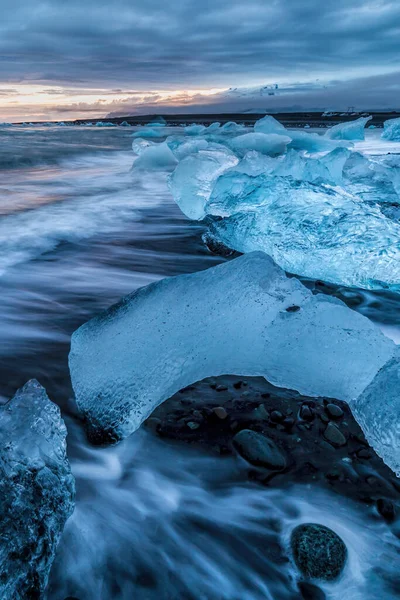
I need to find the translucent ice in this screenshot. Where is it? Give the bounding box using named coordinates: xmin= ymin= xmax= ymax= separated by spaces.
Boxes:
xmin=206 ymin=122 xmax=221 ymax=133
xmin=288 ymin=130 xmax=348 ymax=152
xmin=69 ymin=253 xmax=396 ymax=461
xmin=325 ymin=116 xmax=372 ymax=141
xmin=0 ymin=380 xmax=75 ymax=599
xmin=132 ymin=128 xmax=165 ymax=139
xmin=352 ymin=348 xmax=400 ymax=474
xmin=382 ymin=117 xmax=400 ymax=141
xmin=185 ymin=124 xmax=206 ymax=136
xmin=169 ymin=149 xmax=239 ymax=219
xmin=201 ymin=170 xmax=400 ymax=290
xmin=167 ymin=138 xmax=209 ymax=160
xmin=132 ymin=138 xmax=154 ymax=155
xmin=254 ymin=115 xmax=286 ymax=135
xmin=132 ymin=142 xmax=178 ymax=171
xmin=228 ymin=132 xmax=291 ymax=157
xmin=220 ymin=121 xmax=246 ymax=133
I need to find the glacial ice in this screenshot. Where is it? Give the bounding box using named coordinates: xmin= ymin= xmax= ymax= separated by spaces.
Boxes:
xmin=206 ymin=122 xmax=221 ymax=133
xmin=254 ymin=115 xmax=287 ymax=135
xmin=69 ymin=252 xmax=397 ymax=470
xmin=235 ymin=147 xmax=351 ymax=184
xmin=288 ymin=130 xmax=348 ymax=152
xmin=132 ymin=142 xmax=178 ymax=171
xmin=132 ymin=138 xmax=154 ymax=155
xmin=0 ymin=380 xmax=75 ymax=599
xmin=132 ymin=128 xmax=165 ymax=139
xmin=228 ymin=132 xmax=291 ymax=157
xmin=167 ymin=138 xmax=209 ymax=160
xmin=202 ymin=169 xmax=400 ymax=289
xmin=169 ymin=149 xmax=239 ymax=219
xmin=382 ymin=117 xmax=400 ymax=141
xmin=185 ymin=124 xmax=206 ymax=136
xmin=325 ymin=116 xmax=372 ymax=141
xmin=220 ymin=121 xmax=246 ymax=133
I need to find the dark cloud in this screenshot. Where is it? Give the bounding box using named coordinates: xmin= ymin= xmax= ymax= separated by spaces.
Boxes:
xmin=1 ymin=0 xmax=400 ymax=114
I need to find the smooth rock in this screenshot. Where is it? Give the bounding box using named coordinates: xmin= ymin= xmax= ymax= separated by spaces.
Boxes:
xmin=325 ymin=403 xmax=344 ymax=419
xmin=233 ymin=429 xmax=286 ymax=470
xmin=291 ymin=523 xmax=347 ymax=581
xmin=324 ymin=423 xmax=346 ymax=447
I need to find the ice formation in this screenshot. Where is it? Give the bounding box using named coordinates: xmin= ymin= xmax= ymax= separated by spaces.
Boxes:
xmin=167 ymin=138 xmax=209 ymax=161
xmin=69 ymin=252 xmax=399 ymax=472
xmin=220 ymin=121 xmax=246 ymax=133
xmin=228 ymin=132 xmax=291 ymax=157
xmin=185 ymin=124 xmax=206 ymax=136
xmin=202 ymin=169 xmax=400 ymax=290
xmin=132 ymin=138 xmax=154 ymax=155
xmin=132 ymin=128 xmax=165 ymax=139
xmin=0 ymin=380 xmax=75 ymax=599
xmin=325 ymin=116 xmax=372 ymax=141
xmin=288 ymin=130 xmax=348 ymax=152
xmin=253 ymin=115 xmax=286 ymax=135
xmin=382 ymin=117 xmax=400 ymax=141
xmin=132 ymin=142 xmax=178 ymax=171
xmin=169 ymin=149 xmax=239 ymax=219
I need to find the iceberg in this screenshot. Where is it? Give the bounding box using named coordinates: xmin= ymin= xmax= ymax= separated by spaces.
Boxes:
xmin=228 ymin=132 xmax=291 ymax=157
xmin=132 ymin=142 xmax=178 ymax=171
xmin=254 ymin=115 xmax=286 ymax=135
xmin=0 ymin=380 xmax=74 ymax=599
xmin=325 ymin=116 xmax=372 ymax=141
xmin=69 ymin=252 xmax=398 ymax=473
xmin=201 ymin=170 xmax=400 ymax=290
xmin=169 ymin=149 xmax=239 ymax=219
xmin=382 ymin=117 xmax=400 ymax=141
xmin=185 ymin=124 xmax=206 ymax=136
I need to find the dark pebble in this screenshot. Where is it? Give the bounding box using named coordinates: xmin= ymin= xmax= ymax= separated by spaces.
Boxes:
xmin=270 ymin=410 xmax=284 ymax=423
xmin=324 ymin=423 xmax=346 ymax=447
xmin=291 ymin=523 xmax=347 ymax=581
xmin=298 ymin=581 xmax=326 ymax=600
xmin=377 ymin=498 xmax=396 ymax=522
xmin=300 ymin=404 xmax=314 ymax=421
xmin=325 ymin=404 xmax=344 ymax=419
xmin=357 ymin=448 xmax=372 ymax=459
xmin=215 ymin=384 xmax=228 ymax=392
xmin=233 ymin=429 xmax=286 ymax=470
xmin=233 ymin=381 xmax=244 ymax=389
xmin=286 ymin=305 xmax=301 ymax=312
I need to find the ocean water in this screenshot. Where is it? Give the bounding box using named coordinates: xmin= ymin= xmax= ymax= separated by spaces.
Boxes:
xmin=1 ymin=125 xmax=400 ymax=599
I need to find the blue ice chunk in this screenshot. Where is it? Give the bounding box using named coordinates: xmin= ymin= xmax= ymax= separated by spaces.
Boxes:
xmin=220 ymin=121 xmax=246 ymax=133
xmin=132 ymin=128 xmax=165 ymax=139
xmin=169 ymin=149 xmax=239 ymax=219
xmin=69 ymin=252 xmax=397 ymax=474
xmin=228 ymin=132 xmax=291 ymax=157
xmin=185 ymin=124 xmax=207 ymax=136
xmin=382 ymin=117 xmax=400 ymax=141
xmin=132 ymin=142 xmax=178 ymax=171
xmin=325 ymin=116 xmax=372 ymax=141
xmin=254 ymin=115 xmax=286 ymax=135
xmin=201 ymin=170 xmax=400 ymax=290
xmin=0 ymin=380 xmax=75 ymax=599
xmin=288 ymin=130 xmax=348 ymax=152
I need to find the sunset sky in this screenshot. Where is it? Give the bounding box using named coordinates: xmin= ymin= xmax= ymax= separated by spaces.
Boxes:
xmin=2 ymin=0 xmax=400 ymax=121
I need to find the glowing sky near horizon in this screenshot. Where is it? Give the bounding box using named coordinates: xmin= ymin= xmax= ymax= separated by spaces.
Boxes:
xmin=1 ymin=0 xmax=400 ymax=121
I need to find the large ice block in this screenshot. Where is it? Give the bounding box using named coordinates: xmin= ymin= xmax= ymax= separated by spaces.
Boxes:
xmin=203 ymin=170 xmax=400 ymax=290
xmin=325 ymin=116 xmax=372 ymax=141
xmin=0 ymin=380 xmax=75 ymax=599
xmin=382 ymin=117 xmax=400 ymax=141
xmin=69 ymin=253 xmax=396 ymax=455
